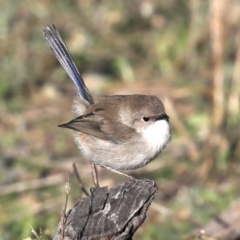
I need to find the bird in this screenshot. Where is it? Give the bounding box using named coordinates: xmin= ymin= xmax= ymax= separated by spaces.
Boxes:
xmin=43 ymin=25 xmax=171 ymax=184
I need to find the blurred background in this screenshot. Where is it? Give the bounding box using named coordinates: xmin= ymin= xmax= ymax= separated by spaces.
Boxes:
xmin=0 ymin=0 xmax=240 ymax=239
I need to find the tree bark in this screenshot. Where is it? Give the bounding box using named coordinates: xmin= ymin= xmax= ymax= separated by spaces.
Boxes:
xmin=53 ymin=179 xmax=157 ymax=240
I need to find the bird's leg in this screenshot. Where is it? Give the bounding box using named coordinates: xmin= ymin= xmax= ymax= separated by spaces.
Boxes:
xmin=91 ymin=163 xmax=100 ymax=188
xmin=103 ymin=165 xmax=135 ymax=180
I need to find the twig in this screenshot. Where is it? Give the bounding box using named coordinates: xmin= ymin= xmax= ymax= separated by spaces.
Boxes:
xmin=72 ymin=162 xmax=89 ymax=196
xmin=228 ymin=30 xmax=240 ymax=118
xmin=210 ymin=0 xmax=226 ymax=129
xmin=28 ymin=224 xmax=41 ymax=240
xmin=61 ymin=176 xmax=71 ymax=240
xmin=164 ymin=97 xmax=200 ymax=162
xmin=91 ymin=162 xmax=100 ymax=188
xmin=0 ymin=174 xmax=65 ymax=196
xmin=199 ymin=0 xmax=228 ymax=178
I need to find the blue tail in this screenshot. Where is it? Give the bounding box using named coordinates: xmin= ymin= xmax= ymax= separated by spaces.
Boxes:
xmin=44 ymin=25 xmax=94 ymax=104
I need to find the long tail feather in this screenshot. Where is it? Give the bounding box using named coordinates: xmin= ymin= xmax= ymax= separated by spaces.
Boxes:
xmin=43 ymin=25 xmax=94 ymax=104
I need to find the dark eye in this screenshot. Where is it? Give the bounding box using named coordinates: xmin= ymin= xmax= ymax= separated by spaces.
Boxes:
xmin=143 ymin=117 xmax=150 ymax=122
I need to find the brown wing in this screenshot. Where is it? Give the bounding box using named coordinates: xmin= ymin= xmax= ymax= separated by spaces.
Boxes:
xmin=58 ymin=113 xmax=136 ymax=143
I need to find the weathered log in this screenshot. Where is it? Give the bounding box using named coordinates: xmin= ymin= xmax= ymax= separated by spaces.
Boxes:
xmin=53 ymin=179 xmax=157 ymax=240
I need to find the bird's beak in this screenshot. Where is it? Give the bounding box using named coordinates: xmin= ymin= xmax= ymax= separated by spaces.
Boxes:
xmin=155 ymin=114 xmax=169 ymax=121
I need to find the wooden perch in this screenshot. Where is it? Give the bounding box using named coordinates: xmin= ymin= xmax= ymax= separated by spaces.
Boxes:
xmin=53 ymin=179 xmax=157 ymax=240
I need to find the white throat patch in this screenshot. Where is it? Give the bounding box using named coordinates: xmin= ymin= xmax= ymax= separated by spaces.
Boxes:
xmin=142 ymin=119 xmax=171 ymax=155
